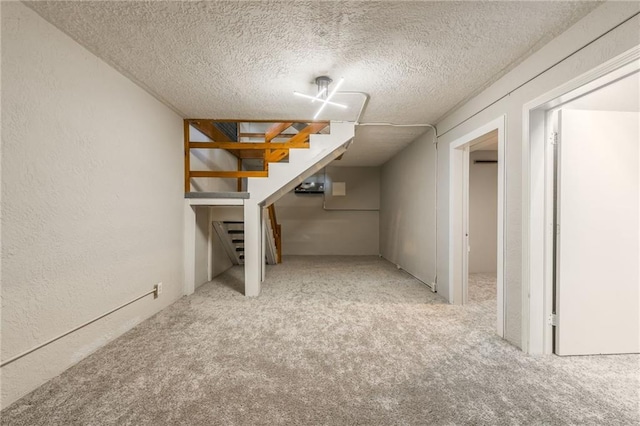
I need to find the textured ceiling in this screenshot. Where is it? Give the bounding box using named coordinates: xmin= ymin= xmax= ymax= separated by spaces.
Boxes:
xmin=26 ymin=1 xmax=601 ymax=166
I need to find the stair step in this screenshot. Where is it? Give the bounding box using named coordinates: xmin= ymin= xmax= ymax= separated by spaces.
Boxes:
xmin=232 ymin=239 xmax=244 ymax=244
xmin=236 ymin=247 xmax=244 ymax=252
xmin=239 ymin=255 xmax=245 ymax=260
xmin=223 ymin=221 xmax=244 ymax=224
xmin=227 ymin=230 xmax=244 ymax=234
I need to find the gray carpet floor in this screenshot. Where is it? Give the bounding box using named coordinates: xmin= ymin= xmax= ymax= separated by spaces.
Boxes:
xmin=2 ymin=256 xmax=639 ymax=425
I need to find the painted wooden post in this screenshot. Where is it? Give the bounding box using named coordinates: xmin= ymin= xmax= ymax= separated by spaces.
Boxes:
xmin=243 ymin=201 xmax=262 ymax=296
xmin=261 ymin=208 xmax=267 ymax=282
xmin=183 ymin=201 xmax=196 ymax=295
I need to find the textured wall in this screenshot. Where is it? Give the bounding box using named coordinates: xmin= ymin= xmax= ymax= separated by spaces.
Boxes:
xmin=1 ymin=3 xmax=183 ymax=407
xmin=434 ymin=2 xmax=640 ymax=347
xmin=278 ymin=167 xmax=379 ymax=256
xmin=469 ymin=151 xmax=498 ymax=274
xmin=380 ymin=130 xmax=437 ymax=286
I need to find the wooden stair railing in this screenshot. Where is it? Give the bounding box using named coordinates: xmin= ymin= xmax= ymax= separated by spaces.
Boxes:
xmin=184 ymin=120 xmax=329 ymax=193
xmin=267 ymin=204 xmax=282 ymax=263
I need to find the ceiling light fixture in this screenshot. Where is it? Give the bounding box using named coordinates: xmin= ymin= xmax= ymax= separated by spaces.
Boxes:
xmin=312 ymin=87 xmax=326 ymax=103
xmin=293 ymin=76 xmax=346 ymax=119
xmin=293 ymin=91 xmax=346 ymax=108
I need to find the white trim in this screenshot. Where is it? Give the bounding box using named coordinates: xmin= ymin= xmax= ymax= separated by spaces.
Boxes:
xmin=183 ymin=201 xmax=196 ymax=296
xmin=449 ymin=115 xmax=506 ymax=338
xmin=207 ymin=207 xmax=213 ymax=282
xmin=522 ymin=45 xmax=640 ymax=354
xmin=261 ymin=208 xmax=266 ymax=282
xmin=243 ymin=201 xmax=262 ymax=297
xmin=462 ymin=145 xmax=470 ymax=305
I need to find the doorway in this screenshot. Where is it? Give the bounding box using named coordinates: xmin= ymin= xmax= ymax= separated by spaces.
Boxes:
xmin=449 ymin=116 xmax=506 ymax=337
xmin=523 ymin=46 xmax=640 ymax=354
xmin=468 ymin=133 xmax=499 ymax=309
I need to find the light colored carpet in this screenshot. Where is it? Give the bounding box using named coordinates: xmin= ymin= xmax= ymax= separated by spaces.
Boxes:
xmin=2 ymin=256 xmax=638 ymax=425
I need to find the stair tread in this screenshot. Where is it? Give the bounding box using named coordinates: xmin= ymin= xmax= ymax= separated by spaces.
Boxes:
xmin=227 ymin=230 xmax=244 ymax=234
xmin=223 ymin=221 xmax=244 ymax=224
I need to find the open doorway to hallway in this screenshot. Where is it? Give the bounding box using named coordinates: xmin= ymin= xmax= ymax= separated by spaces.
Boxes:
xmin=449 ymin=116 xmax=506 ymax=337
xmin=468 ymin=132 xmax=499 ymax=308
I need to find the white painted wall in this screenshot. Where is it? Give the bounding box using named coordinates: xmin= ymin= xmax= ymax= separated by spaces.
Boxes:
xmin=434 ymin=2 xmax=640 ymax=346
xmin=379 ymin=130 xmax=437 ymax=286
xmin=1 ymin=3 xmax=183 ymax=407
xmin=323 ymin=166 xmax=380 ymax=211
xmin=469 ymin=151 xmax=498 ymax=273
xmin=278 ymin=167 xmax=379 ymax=255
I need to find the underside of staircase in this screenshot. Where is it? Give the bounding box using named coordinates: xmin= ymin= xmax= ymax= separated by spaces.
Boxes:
xmin=183 ymin=119 xmax=355 ymax=296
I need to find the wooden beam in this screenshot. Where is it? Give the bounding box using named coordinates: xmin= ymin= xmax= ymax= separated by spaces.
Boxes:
xmin=265 ymin=149 xmax=289 ymax=163
xmin=265 ymin=122 xmax=294 ymax=142
xmin=267 ymin=205 xmax=282 ymax=264
xmin=184 ymin=120 xmax=190 ymax=193
xmin=189 ymin=142 xmax=309 ymax=150
xmin=190 ymin=171 xmax=268 ymax=178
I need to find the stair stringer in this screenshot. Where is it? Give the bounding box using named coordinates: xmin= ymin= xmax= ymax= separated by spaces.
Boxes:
xmin=247 ymin=121 xmax=355 ymax=206
xmin=263 ymin=209 xmax=277 ymax=265
xmin=212 ymin=221 xmax=243 ymax=265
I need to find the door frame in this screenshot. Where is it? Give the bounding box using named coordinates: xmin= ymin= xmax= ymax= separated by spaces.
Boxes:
xmin=521 ymin=46 xmax=640 ymax=354
xmin=449 ymin=115 xmax=506 ymax=338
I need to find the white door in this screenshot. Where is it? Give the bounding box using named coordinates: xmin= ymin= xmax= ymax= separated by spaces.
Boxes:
xmin=555 ymin=109 xmax=640 ymax=356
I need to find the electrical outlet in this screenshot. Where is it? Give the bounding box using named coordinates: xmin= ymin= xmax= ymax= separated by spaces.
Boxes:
xmin=154 ymin=282 xmax=163 ymax=299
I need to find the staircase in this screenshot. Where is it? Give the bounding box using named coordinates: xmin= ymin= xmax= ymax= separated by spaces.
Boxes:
xmin=213 ymin=221 xmax=246 ymax=264
xmin=213 ymin=219 xmax=278 ymax=266
xmin=246 ymin=121 xmax=354 ymax=205
xmin=184 ymin=119 xmax=356 ymax=297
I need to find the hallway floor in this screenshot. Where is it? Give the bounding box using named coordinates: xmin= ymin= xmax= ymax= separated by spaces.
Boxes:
xmin=2 ymin=256 xmax=638 ymax=425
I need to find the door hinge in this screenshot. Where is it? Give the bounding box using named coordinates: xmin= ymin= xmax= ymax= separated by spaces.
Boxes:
xmin=548 ymin=313 xmax=558 ymax=327
xmin=549 ymin=132 xmax=558 ymax=146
